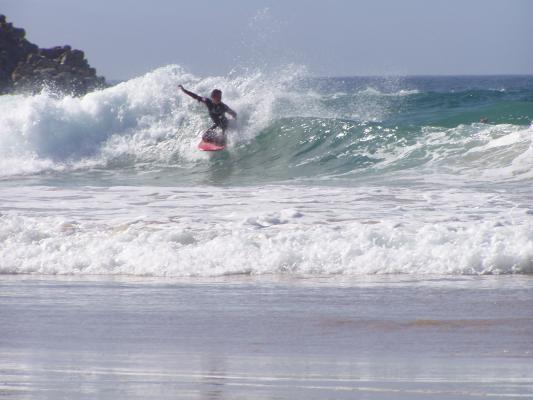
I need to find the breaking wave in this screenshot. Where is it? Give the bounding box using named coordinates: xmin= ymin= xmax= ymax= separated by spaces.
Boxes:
xmin=0 ymin=65 xmax=531 ymax=185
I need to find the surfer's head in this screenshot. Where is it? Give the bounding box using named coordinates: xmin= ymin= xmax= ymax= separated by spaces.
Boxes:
xmin=211 ymin=89 xmax=222 ymax=104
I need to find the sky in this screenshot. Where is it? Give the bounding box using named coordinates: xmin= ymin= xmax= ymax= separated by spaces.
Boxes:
xmin=3 ymin=0 xmax=533 ymax=79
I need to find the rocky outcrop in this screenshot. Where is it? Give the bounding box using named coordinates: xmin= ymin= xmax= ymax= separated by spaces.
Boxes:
xmin=0 ymin=15 xmax=106 ymax=95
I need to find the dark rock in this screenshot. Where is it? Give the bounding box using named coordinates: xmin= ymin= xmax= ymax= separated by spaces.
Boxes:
xmin=12 ymin=27 xmax=25 ymax=39
xmin=40 ymin=46 xmax=69 ymax=59
xmin=26 ymin=53 xmax=39 ymax=64
xmin=34 ymin=56 xmax=57 ymax=69
xmin=0 ymin=15 xmax=107 ymax=95
xmin=59 ymin=50 xmax=85 ymax=66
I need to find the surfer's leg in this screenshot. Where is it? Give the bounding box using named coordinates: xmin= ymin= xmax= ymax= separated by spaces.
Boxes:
xmin=202 ymin=125 xmax=218 ymax=142
xmin=218 ymin=129 xmax=227 ymax=146
xmin=220 ymin=118 xmax=229 ymax=131
xmin=202 ymin=124 xmax=227 ymax=146
xmin=215 ymin=119 xmax=228 ymax=146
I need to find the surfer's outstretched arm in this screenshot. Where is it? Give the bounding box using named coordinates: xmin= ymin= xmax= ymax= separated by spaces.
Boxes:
xmin=179 ymin=85 xmax=204 ymax=103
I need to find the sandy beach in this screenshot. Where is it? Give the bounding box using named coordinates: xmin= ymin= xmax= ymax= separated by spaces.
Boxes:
xmin=1 ymin=275 xmax=532 ymax=399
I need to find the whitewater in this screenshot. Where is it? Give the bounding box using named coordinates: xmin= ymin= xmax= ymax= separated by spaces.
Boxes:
xmin=1 ymin=65 xmax=533 ymax=277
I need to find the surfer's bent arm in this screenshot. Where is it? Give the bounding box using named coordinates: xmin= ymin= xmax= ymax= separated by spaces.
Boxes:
xmin=179 ymin=85 xmax=205 ymax=103
xmin=226 ymin=106 xmax=237 ymax=120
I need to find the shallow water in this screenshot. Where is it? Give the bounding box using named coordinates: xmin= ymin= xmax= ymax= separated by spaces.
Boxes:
xmin=1 ymin=275 xmax=532 ymax=399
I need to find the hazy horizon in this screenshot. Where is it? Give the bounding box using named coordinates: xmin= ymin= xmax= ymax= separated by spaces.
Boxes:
xmin=4 ymin=0 xmax=533 ymax=80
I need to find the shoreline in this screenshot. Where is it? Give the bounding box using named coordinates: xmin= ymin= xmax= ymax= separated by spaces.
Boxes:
xmin=2 ymin=274 xmax=532 ymax=399
xmin=2 ymin=272 xmax=533 ymax=286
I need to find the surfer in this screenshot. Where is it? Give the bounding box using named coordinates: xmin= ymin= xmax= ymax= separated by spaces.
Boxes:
xmin=179 ymin=85 xmax=237 ymax=145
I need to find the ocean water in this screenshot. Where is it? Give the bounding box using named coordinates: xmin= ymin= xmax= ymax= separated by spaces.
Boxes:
xmin=1 ymin=66 xmax=533 ymax=277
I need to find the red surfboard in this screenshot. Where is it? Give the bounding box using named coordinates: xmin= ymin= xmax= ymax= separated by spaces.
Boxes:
xmin=198 ymin=140 xmax=226 ymax=151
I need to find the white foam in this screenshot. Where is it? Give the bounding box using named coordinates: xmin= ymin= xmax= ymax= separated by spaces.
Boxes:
xmin=357 ymin=87 xmax=420 ymax=97
xmin=1 ymin=209 xmax=531 ymax=277
xmin=357 ymin=123 xmax=533 ymax=183
xmin=1 ymin=185 xmax=531 ymax=277
xmin=433 ymin=124 xmax=533 ymax=181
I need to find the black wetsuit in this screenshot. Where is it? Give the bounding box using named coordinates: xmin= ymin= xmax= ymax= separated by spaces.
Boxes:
xmin=203 ymin=98 xmax=230 ymax=130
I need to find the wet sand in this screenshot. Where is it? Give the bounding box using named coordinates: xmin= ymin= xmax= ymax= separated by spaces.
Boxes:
xmin=1 ymin=275 xmax=532 ymax=399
